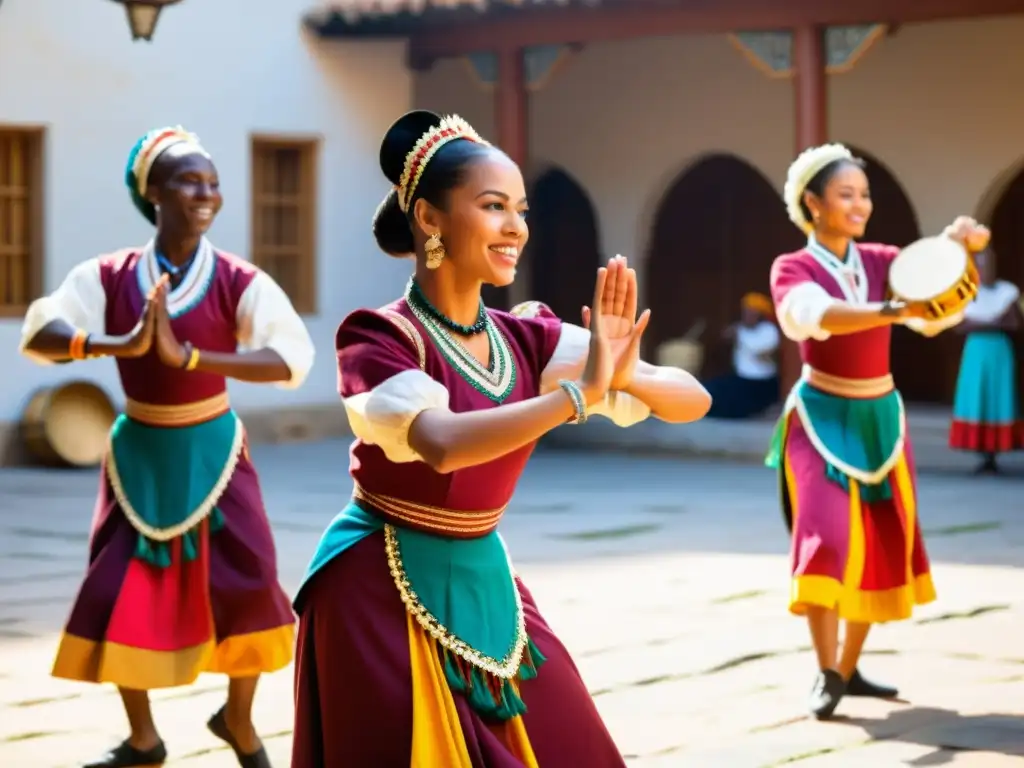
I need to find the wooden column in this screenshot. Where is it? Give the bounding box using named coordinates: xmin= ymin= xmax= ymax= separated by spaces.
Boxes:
xmin=496 ymin=47 xmax=528 ymax=167
xmin=483 ymin=46 xmax=529 ymax=310
xmin=783 ymin=24 xmax=828 ymax=392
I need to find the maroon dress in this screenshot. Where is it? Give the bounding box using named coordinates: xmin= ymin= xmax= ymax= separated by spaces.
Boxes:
xmin=22 ymin=241 xmax=306 ymax=690
xmin=291 ymin=298 xmax=627 ymax=767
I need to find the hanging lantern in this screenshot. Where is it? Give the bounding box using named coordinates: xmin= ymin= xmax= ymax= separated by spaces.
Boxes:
xmin=110 ymin=0 xmax=183 ymax=42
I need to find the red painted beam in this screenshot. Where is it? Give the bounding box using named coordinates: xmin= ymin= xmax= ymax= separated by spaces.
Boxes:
xmin=781 ymin=25 xmax=828 ymax=395
xmin=495 ymin=48 xmax=528 ymax=168
xmin=409 ymin=0 xmax=1022 ymax=62
xmin=485 ymin=48 xmax=528 ymax=310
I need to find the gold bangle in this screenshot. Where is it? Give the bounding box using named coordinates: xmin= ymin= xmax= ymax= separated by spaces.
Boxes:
xmin=68 ymin=330 xmax=88 ymax=360
xmin=184 ymin=346 xmax=201 ymax=372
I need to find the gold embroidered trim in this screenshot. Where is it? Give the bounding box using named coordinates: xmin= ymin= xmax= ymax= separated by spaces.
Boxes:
xmin=125 ymin=392 xmax=230 ymax=427
xmin=381 ymin=309 xmax=426 ymax=371
xmin=509 ymin=301 xmax=543 ymax=319
xmin=384 ymin=523 xmax=527 ymax=680
xmin=804 ymin=366 xmax=894 ymax=398
xmin=106 ymin=413 xmax=245 ymax=542
xmin=355 ymin=484 xmax=505 ymax=535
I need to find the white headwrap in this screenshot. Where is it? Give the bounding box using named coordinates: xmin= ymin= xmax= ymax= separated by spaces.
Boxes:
xmin=783 ymin=143 xmax=855 ymax=234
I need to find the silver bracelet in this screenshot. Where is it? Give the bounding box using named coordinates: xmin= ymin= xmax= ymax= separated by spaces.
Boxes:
xmin=558 ymin=379 xmax=588 ymax=425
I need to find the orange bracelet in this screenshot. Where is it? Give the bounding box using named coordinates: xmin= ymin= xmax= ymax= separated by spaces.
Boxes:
xmin=68 ymin=330 xmax=88 ymax=360
xmin=184 ymin=346 xmax=201 ymax=371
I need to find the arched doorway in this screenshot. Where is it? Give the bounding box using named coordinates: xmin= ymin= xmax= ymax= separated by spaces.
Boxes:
xmin=644 ymin=154 xmax=802 ymax=378
xmin=525 ymin=167 xmax=602 ymax=321
xmin=847 ymin=147 xmax=945 ymax=402
xmin=982 ymin=161 xmax=1024 ymax=399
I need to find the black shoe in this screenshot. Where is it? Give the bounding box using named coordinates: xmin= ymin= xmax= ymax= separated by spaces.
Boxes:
xmin=83 ymin=739 xmax=167 ymax=768
xmin=207 ymin=706 xmax=273 ymax=768
xmin=975 ymin=455 xmax=999 ymax=475
xmin=809 ymin=669 xmax=846 ymax=720
xmin=846 ymin=668 xmax=898 ymax=698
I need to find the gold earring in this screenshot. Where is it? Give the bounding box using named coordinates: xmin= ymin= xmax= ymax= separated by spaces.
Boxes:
xmin=425 ymin=232 xmax=446 ymax=270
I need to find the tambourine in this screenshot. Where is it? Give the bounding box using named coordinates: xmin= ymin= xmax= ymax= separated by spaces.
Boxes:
xmin=888 ymin=236 xmax=979 ymax=319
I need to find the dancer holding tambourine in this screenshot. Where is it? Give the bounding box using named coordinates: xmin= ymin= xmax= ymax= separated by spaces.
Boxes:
xmin=765 ymin=143 xmax=989 ymax=720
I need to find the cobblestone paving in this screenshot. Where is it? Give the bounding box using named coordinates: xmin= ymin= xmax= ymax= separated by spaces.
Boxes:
xmin=1 ymin=444 xmax=1022 ymax=767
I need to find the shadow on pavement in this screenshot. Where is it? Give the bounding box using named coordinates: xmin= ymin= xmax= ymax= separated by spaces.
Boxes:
xmin=837 ymin=708 xmax=1024 ymax=763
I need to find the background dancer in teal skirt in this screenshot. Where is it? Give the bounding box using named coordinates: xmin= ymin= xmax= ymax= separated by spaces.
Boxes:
xmin=949 ymin=248 xmax=1024 ymax=473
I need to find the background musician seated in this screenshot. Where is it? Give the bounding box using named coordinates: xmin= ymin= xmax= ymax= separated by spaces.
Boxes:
xmin=703 ymin=292 xmax=780 ymax=419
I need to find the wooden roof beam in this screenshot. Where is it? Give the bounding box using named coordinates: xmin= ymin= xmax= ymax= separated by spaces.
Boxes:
xmin=408 ymin=0 xmax=1024 ymax=64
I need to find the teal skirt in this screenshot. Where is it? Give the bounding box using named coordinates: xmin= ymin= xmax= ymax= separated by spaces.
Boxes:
xmin=952 ymin=332 xmax=1019 ymax=424
xmin=950 ymin=332 xmax=1024 ymax=453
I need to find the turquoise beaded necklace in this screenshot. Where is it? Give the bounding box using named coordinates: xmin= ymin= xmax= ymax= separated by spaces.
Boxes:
xmin=404 ymin=279 xmax=516 ymax=403
xmin=407 ymin=278 xmax=487 ymax=335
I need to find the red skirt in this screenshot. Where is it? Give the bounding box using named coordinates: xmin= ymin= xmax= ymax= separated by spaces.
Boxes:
xmin=51 ymin=454 xmax=294 ymax=689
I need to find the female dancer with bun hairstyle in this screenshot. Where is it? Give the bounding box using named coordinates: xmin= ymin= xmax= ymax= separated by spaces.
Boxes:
xmin=767 ymin=143 xmax=990 ymax=721
xmin=290 ymin=110 xmax=711 ymax=766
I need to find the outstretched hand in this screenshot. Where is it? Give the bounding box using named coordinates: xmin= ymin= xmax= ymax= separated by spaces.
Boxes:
xmin=945 ymin=216 xmax=990 ymax=253
xmin=581 ymin=255 xmax=651 ymax=390
xmin=579 ymin=267 xmax=614 ymax=405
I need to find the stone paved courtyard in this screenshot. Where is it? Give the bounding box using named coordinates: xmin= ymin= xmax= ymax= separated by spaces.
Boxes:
xmin=1 ymin=443 xmax=1022 ymax=767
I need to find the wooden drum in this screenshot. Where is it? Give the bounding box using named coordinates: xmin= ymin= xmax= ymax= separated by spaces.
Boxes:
xmin=888 ymin=236 xmax=979 ymax=320
xmin=657 ymin=338 xmax=705 ymax=374
xmin=21 ymin=380 xmax=117 ymax=468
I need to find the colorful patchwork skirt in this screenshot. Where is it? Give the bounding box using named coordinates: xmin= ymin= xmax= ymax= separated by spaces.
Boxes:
xmin=767 ymin=382 xmax=935 ymax=624
xmin=291 ymin=502 xmax=625 ymax=767
xmin=950 ymin=331 xmax=1024 ymax=454
xmin=51 ymin=412 xmax=294 ymax=689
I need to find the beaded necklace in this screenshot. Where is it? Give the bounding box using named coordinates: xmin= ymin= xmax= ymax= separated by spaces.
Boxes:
xmin=407 ymin=278 xmax=487 ymax=335
xmin=404 ymin=280 xmax=516 ymax=403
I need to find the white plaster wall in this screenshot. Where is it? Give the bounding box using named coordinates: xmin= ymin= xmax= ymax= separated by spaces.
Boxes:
xmin=0 ymin=0 xmax=413 ymax=422
xmin=415 ymin=16 xmax=1024 ymax=282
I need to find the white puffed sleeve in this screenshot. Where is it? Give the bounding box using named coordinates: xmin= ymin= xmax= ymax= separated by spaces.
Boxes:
xmin=337 ymin=308 xmax=451 ymax=463
xmin=541 ymin=323 xmax=652 ymax=427
xmin=776 ymin=282 xmax=837 ymax=342
xmin=236 ymin=270 xmax=316 ymax=389
xmin=20 ymin=258 xmax=106 ymax=365
xmin=344 ymin=369 xmax=450 ymax=463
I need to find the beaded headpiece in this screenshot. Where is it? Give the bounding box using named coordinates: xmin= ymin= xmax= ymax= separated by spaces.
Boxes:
xmin=396 ymin=115 xmax=489 ymax=213
xmin=783 ymin=143 xmax=854 ymax=234
xmin=125 ymin=125 xmax=209 ymax=224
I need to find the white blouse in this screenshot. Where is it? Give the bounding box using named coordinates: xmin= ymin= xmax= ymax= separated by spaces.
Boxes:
xmin=964 ymin=280 xmax=1020 ymax=325
xmin=20 ymin=250 xmax=315 ymax=389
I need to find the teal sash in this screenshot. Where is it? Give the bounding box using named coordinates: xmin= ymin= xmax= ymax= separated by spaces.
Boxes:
xmin=107 ymin=411 xmax=243 ymax=566
xmin=299 ymin=501 xmax=545 ymax=721
xmin=766 ymin=380 xmax=904 ymax=502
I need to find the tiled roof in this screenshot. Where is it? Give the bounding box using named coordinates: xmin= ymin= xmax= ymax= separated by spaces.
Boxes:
xmin=308 ymin=0 xmax=565 ymax=22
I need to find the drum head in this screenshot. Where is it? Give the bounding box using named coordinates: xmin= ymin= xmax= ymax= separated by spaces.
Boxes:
xmin=889 ymin=236 xmax=968 ymax=302
xmin=45 ymin=381 xmax=116 ymax=466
